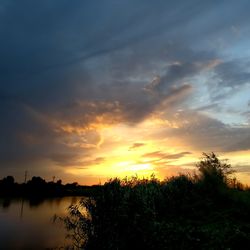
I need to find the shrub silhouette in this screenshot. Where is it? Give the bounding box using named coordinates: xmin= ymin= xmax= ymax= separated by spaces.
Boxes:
xmin=196 ymin=152 xmax=234 ymax=189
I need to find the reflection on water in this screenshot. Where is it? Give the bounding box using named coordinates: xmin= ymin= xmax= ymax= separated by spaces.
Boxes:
xmin=0 ymin=196 xmax=82 ymax=249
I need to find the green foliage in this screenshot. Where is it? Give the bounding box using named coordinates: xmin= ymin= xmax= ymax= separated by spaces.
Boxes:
xmin=60 ymin=153 xmax=250 ymax=250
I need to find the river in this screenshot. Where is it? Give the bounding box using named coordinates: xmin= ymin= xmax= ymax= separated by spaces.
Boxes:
xmin=0 ymin=196 xmax=83 ymax=249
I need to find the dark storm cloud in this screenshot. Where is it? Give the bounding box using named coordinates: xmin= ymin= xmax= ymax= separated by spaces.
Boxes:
xmin=1 ymin=0 xmax=250 ymax=173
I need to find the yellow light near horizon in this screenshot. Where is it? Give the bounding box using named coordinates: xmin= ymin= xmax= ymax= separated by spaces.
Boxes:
xmin=62 ymin=120 xmax=249 ymax=186
xmin=64 ymin=121 xmax=196 ymax=182
xmin=65 ymin=142 xmax=160 ymax=180
xmin=129 ymin=163 xmax=152 ymax=172
xmin=115 ymin=161 xmax=154 ymax=172
xmin=63 ymin=147 xmax=250 ymax=185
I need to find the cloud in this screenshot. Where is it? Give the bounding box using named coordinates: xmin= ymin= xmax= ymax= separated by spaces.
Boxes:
xmin=214 ymin=60 xmax=250 ymax=87
xmin=155 ymin=110 xmax=250 ymax=152
xmin=143 ymin=151 xmax=191 ymax=160
xmin=129 ymin=143 xmax=145 ymax=151
xmin=0 ymin=98 xmax=108 ymax=167
xmin=207 ymin=60 xmax=250 ymax=101
xmin=242 ymin=111 xmax=250 ymax=122
xmin=195 ymin=103 xmax=221 ymax=112
xmin=0 ymin=81 xmax=194 ymax=169
xmin=76 ymin=157 xmax=106 ymax=169
xmin=233 ymin=164 xmax=250 ymax=173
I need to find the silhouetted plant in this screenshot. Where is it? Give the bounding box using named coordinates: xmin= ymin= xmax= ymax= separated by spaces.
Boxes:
xmin=196 ymin=152 xmax=235 ymax=189
xmin=54 ymin=200 xmax=92 ymax=249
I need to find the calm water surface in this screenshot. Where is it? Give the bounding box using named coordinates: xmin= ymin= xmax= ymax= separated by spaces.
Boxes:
xmin=0 ymin=196 xmax=83 ymax=249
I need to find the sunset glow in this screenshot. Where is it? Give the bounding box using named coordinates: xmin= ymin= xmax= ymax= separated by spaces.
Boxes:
xmin=0 ymin=1 xmax=250 ymax=185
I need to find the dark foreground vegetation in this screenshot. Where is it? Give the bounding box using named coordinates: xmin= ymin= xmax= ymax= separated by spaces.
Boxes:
xmin=59 ymin=153 xmax=250 ymax=250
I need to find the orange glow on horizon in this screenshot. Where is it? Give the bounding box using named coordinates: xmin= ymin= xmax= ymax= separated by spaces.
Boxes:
xmin=58 ymin=117 xmax=250 ymax=185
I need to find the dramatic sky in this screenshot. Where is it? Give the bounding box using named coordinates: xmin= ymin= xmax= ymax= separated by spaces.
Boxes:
xmin=1 ymin=0 xmax=250 ymax=184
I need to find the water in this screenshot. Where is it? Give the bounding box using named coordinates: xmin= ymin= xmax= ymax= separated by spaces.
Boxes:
xmin=0 ymin=196 xmax=83 ymax=249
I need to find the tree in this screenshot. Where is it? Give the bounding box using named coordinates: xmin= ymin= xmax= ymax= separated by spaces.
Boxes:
xmin=196 ymin=152 xmax=234 ymax=187
xmin=1 ymin=176 xmax=15 ymax=186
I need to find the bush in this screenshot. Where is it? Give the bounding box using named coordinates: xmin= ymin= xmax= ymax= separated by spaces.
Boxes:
xmin=196 ymin=152 xmax=234 ymax=190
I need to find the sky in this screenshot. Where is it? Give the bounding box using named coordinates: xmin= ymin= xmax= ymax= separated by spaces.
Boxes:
xmin=1 ymin=0 xmax=250 ymax=185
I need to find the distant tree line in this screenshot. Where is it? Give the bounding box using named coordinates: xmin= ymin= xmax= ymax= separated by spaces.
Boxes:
xmin=0 ymin=175 xmax=100 ymax=198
